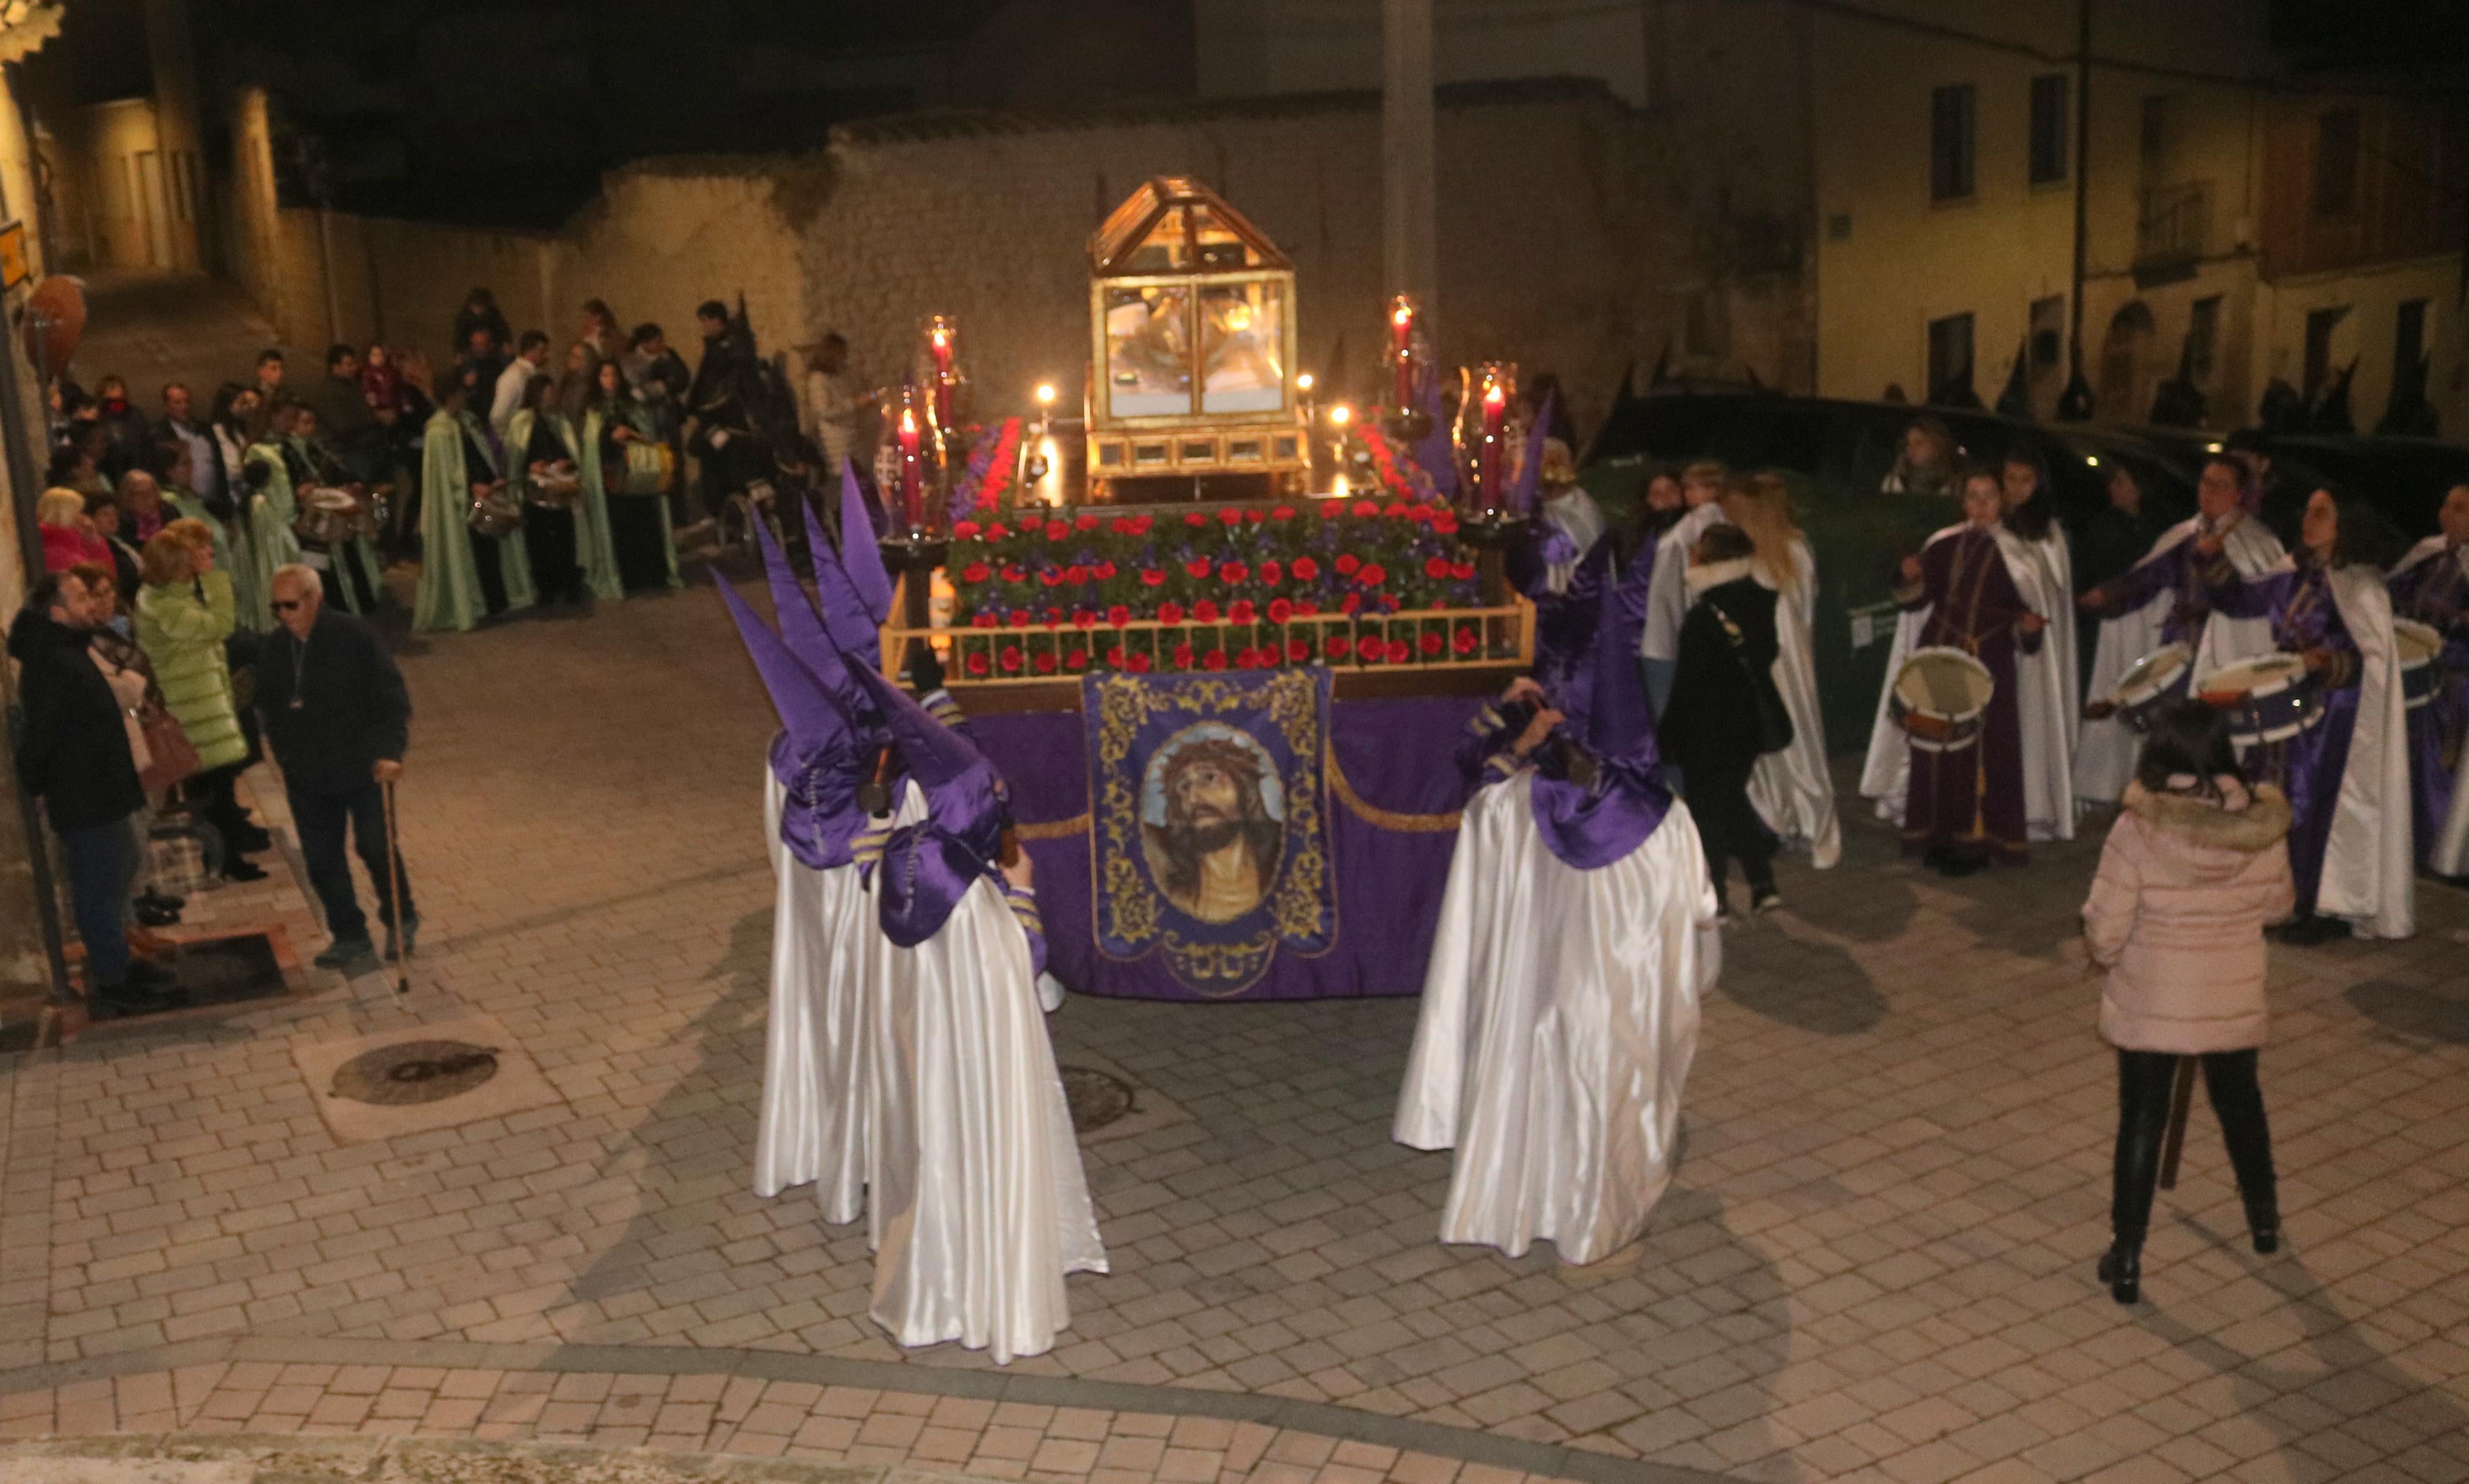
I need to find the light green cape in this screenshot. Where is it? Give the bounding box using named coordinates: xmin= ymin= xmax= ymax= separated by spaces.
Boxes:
xmin=239 ymin=440 xmax=304 ymax=631
xmin=413 ymin=409 xmax=534 ymax=633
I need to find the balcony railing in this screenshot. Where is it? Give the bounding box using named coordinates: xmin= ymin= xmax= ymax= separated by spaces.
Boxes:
xmin=2137 ymin=181 xmax=2213 ymax=266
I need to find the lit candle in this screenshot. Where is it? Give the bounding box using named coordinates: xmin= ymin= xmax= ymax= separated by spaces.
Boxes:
xmin=1478 ymin=380 xmax=1506 ymax=512
xmin=1390 ymin=302 xmax=1414 ymax=412
xmin=928 ymin=323 xmax=956 ymax=429
xmin=897 ymin=405 xmax=923 ymax=528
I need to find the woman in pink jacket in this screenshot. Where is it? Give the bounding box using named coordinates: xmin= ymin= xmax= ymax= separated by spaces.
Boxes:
xmin=2082 ymin=697 xmax=2294 ymax=1305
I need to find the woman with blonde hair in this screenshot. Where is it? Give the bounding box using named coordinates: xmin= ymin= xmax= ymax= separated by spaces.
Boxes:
xmin=38 ymin=487 xmax=109 ymax=572
xmin=136 ymin=523 xmax=268 ymax=882
xmin=1723 ymin=472 xmax=1839 ymax=869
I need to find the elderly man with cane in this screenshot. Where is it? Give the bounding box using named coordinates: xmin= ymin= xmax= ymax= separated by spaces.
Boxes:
xmin=255 ymin=562 xmax=416 ymax=973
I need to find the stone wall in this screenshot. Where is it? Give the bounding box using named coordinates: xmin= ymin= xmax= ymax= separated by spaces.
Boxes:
xmin=229 ymin=81 xmax=1805 ymax=442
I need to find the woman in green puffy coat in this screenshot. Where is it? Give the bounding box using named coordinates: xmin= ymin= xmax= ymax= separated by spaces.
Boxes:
xmin=136 ymin=522 xmax=269 ymax=881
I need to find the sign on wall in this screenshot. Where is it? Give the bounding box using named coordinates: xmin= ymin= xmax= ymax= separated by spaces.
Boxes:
xmin=0 ymin=222 xmax=27 ymax=293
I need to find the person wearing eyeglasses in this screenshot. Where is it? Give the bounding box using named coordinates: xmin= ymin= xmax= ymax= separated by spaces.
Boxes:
xmin=255 ymin=563 xmax=416 ymax=972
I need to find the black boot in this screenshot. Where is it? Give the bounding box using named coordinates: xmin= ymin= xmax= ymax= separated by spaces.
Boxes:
xmin=2242 ymin=1189 xmax=2280 ymax=1255
xmin=2097 ymin=1243 xmax=2142 ymax=1304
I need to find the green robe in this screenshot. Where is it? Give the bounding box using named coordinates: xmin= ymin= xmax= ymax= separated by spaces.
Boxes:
xmin=239 ymin=440 xmax=304 ymax=631
xmin=600 ymin=401 xmax=682 ymax=589
xmin=568 ymin=410 xmax=625 ymax=602
xmin=283 ymin=432 xmax=386 ymax=616
xmin=414 ymin=409 xmax=535 ymax=633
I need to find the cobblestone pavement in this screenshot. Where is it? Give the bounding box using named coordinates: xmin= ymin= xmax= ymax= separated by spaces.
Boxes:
xmin=7 ymin=276 xmax=2469 ymax=1484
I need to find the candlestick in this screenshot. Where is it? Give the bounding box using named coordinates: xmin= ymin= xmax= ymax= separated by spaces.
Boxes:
xmin=1389 ymin=299 xmax=1414 ymax=412
xmin=896 ymin=404 xmax=923 ymax=529
xmin=1478 ymin=381 xmax=1506 ymax=512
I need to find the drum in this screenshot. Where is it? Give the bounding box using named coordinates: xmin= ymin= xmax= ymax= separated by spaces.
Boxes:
xmin=295 ymin=487 xmax=362 ymax=545
xmin=623 ymin=441 xmax=675 ymax=496
xmin=2196 ymin=653 xmax=2322 ymax=746
xmin=2396 ymin=618 xmax=2445 ymax=710
xmin=1889 ymin=647 xmax=1995 ymax=754
xmin=467 ymin=490 xmax=524 ymax=537
xmin=529 ymin=462 xmax=584 ymax=509
xmin=2111 ymin=642 xmax=2192 ymax=733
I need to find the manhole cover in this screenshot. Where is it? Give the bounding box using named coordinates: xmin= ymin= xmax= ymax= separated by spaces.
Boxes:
xmin=330 ymin=1040 xmax=500 ymax=1106
xmin=1060 ymin=1065 xmax=1135 ymax=1132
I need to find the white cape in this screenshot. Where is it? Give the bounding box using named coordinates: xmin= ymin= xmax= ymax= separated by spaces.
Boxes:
xmin=1393 ymin=776 xmax=1719 ymax=1265
xmin=1642 ymin=503 xmax=1731 ymax=664
xmin=865 ymin=784 xmax=1107 ymax=1364
xmin=2012 ymin=523 xmax=2079 ymax=841
xmin=1746 ymin=539 xmax=1840 ymax=867
xmin=1860 ymin=523 xmax=2043 ymax=818
xmin=2313 ymin=565 xmax=2415 ymax=939
xmin=2392 ymin=537 xmax=2469 ymax=877
xmin=1539 ymin=487 xmax=1606 ymax=594
xmin=2076 ymin=517 xmax=2286 ymax=806
xmin=755 ymin=768 xmax=920 ymax=1220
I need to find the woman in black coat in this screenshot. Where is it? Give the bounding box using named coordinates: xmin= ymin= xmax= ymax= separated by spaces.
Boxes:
xmin=1662 ymin=522 xmax=1793 ymax=917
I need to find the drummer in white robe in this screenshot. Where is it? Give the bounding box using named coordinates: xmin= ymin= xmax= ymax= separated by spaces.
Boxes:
xmin=2387 ymin=484 xmax=2469 ymax=878
xmin=843 ymin=660 xmax=1106 ymax=1362
xmin=2076 ymin=454 xmax=2286 ymax=807
xmin=1396 ymin=550 xmax=1719 ymax=1266
xmin=1999 ymin=449 xmax=2081 ymax=842
xmin=734 ymin=468 xmax=898 ymax=1221
xmin=1725 ymin=471 xmax=1839 ymax=868
xmin=1640 ymin=459 xmax=1733 ymax=725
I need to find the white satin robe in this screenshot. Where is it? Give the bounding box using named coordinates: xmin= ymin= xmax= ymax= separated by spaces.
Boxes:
xmin=2392 ymin=537 xmax=2469 ymax=878
xmin=1641 ymin=503 xmax=1732 ymax=716
xmin=2311 ymin=567 xmax=2416 ymax=939
xmin=1393 ymin=774 xmax=1720 ymax=1266
xmin=864 ymin=784 xmax=1107 ymax=1364
xmin=2074 ymin=517 xmax=2285 ymax=807
xmin=2010 ymin=523 xmax=2079 ymax=841
xmin=754 ymin=766 xmax=904 ymax=1221
xmin=1745 ymin=539 xmax=1840 ymax=867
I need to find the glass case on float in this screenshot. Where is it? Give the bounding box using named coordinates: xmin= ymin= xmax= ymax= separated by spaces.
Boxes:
xmin=1085 ymin=176 xmax=1308 ymax=502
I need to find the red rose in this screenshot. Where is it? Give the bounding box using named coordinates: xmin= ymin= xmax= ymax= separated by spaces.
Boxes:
xmin=1128 ymin=651 xmax=1154 ymax=673
xmin=1232 ymin=647 xmax=1257 ymax=670
xmin=1451 ymin=561 xmax=1477 ymax=581
xmin=1428 ymin=598 xmax=1450 ymax=611
xmin=1340 ymin=592 xmax=1362 ymax=614
xmin=1259 ymin=559 xmax=1282 ymax=586
xmin=1111 ymin=517 xmax=1139 ymax=536
xmin=1000 ymin=646 xmax=1024 ymax=674
xmin=1093 ymin=560 xmax=1118 ymax=581
xmin=1218 ymin=508 xmax=1243 ymax=526
xmin=1185 ymin=558 xmax=1213 ymax=580
xmin=965 ymin=651 xmax=990 ymax=676
xmin=1106 ymin=646 xmax=1127 ymax=668
xmin=1065 ymin=648 xmax=1089 ymax=671
xmin=962 ymin=561 xmax=992 ymax=584
xmin=1172 ymin=642 xmax=1195 ymax=668
xmin=1044 ymin=520 xmax=1069 ymax=540
xmin=1267 ymin=597 xmax=1293 ymax=623
xmin=1002 ymin=564 xmax=1027 ymax=583
xmin=1043 ymin=609 xmax=1063 ymax=628
xmin=1353 ymin=500 xmax=1381 ymax=517
xmin=1325 ymin=635 xmax=1353 ymax=660
xmin=1384 ymin=501 xmax=1410 ymax=520
xmin=1384 ymin=639 xmax=1410 ymax=663
xmin=1320 ymin=499 xmax=1347 ymax=518
xmin=1038 ymin=569 xmax=1063 ymax=588
xmin=1193 ymin=598 xmax=1221 ymax=623
xmin=1141 ymin=568 xmax=1166 ymax=586
xmin=1008 ymin=608 xmax=1033 ymax=626
xmin=1107 ymin=605 xmax=1132 ymax=628
xmin=953 ymin=520 xmax=981 ymax=539
xmin=1334 ymin=553 xmax=1361 ymax=576
xmin=1271 ymin=504 xmax=1297 ymax=522
xmin=1065 ymin=565 xmax=1089 ymax=584
xmin=1431 ymin=513 xmax=1459 ymax=536
xmin=1229 ymin=599 xmax=1256 ymax=624
xmin=1359 ymin=639 xmax=1385 ymax=665
xmin=1185 ymin=511 xmax=1210 ymax=528
xmin=986 ymin=523 xmax=1011 ymax=540
xmin=1287 ymin=638 xmax=1312 ymax=663
xmin=1072 ymin=611 xmax=1097 ymax=629
xmin=1218 ymin=561 xmax=1248 ymax=584
xmin=1202 ymin=649 xmax=1229 ymax=671
xmin=1075 ymin=514 xmax=1100 ymax=532
xmin=1159 ymin=601 xmax=1185 ymax=625
xmin=1290 ymin=556 xmax=1320 ymax=581
xmin=1033 ymin=651 xmax=1059 ymax=674
xmin=1454 ymin=627 xmax=1479 ymax=655
xmin=1358 ymin=563 xmax=1387 ymax=586
xmin=1244 ymin=508 xmax=1265 ymax=524
xmin=1419 ymin=630 xmax=1444 ymax=657
xmin=1424 ymin=556 xmax=1452 ymax=580
xmin=970 ymin=613 xmax=998 ymax=630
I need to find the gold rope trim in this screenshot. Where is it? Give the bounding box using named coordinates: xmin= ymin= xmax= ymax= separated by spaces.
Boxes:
xmin=1326 ymin=748 xmax=1461 ymax=833
xmin=1015 ymin=813 xmax=1091 ymax=840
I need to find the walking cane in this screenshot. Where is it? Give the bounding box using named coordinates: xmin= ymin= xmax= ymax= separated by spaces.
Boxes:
xmin=2156 ymin=1056 xmax=2198 ymax=1190
xmin=382 ymin=779 xmax=410 ymax=997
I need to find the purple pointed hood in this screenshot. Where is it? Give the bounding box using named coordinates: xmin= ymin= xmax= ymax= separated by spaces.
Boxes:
xmin=751 ymin=502 xmax=860 ymax=710
xmin=1587 ymin=534 xmax=1657 ymax=764
xmin=847 ymin=661 xmax=1007 ymax=947
xmin=1508 ymin=391 xmax=1555 ymax=516
xmin=713 ymin=574 xmax=847 ymax=757
xmin=1527 ymin=545 xmax=1671 ymax=870
xmin=807 ymin=462 xmax=895 ymax=667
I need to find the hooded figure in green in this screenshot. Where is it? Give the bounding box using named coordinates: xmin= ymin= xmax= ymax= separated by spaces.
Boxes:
xmin=238 ymin=407 xmax=306 ymax=632
xmin=415 ymin=382 xmax=536 ymax=632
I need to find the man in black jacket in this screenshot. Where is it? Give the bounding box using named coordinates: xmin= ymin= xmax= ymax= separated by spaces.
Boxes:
xmin=9 ymin=572 xmax=177 ymax=1014
xmin=1661 ymin=524 xmax=1791 ymax=918
xmin=256 ymin=562 xmax=416 ymax=970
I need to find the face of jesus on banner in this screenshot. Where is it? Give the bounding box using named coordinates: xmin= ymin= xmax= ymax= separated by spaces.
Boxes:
xmin=1141 ymin=726 xmax=1285 ymax=925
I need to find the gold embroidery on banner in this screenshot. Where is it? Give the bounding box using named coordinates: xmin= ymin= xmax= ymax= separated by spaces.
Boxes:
xmin=1014 ymin=813 xmax=1091 ymax=840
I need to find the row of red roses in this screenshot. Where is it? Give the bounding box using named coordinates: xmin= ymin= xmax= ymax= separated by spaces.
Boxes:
xmin=950 ymin=498 xmax=1464 ymax=545
xmin=955 ymin=624 xmax=1486 ymax=678
xmin=956 ymin=550 xmax=1478 ymax=598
